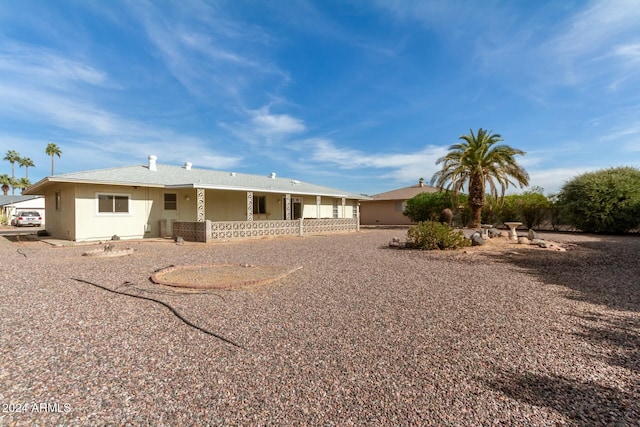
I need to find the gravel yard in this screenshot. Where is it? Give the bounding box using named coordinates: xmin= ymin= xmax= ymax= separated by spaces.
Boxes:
xmin=1 ymin=229 xmax=638 ymax=426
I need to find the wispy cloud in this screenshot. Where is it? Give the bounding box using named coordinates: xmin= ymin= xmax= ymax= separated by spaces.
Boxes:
xmin=218 ymin=104 xmax=307 ymax=158
xmin=372 ymin=0 xmax=474 ymax=34
xmin=301 ymin=138 xmax=447 ymax=183
xmin=545 ymin=0 xmax=640 ymax=87
xmin=0 ymin=4 xmax=245 ymax=175
xmin=130 ymin=0 xmax=286 ymax=100
xmin=249 ymin=107 xmax=306 ymax=136
xmin=0 ymin=40 xmax=109 ymax=89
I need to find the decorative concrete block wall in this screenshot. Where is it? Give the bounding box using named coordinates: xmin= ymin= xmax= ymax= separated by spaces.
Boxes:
xmin=173 ymin=221 xmax=209 ymax=242
xmin=172 ymin=218 xmax=359 ymax=243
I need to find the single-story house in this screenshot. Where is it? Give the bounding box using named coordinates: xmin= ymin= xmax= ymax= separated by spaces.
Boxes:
xmin=0 ymin=195 xmax=46 ymax=225
xmin=360 ymin=179 xmax=439 ymax=225
xmin=23 ymin=155 xmax=369 ymax=242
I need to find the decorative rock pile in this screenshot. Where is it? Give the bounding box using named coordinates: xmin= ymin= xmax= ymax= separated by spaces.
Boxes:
xmin=470 ymin=227 xmax=567 ymax=251
xmin=82 ymin=244 xmax=135 ymax=257
xmin=388 ymin=224 xmax=570 ymax=252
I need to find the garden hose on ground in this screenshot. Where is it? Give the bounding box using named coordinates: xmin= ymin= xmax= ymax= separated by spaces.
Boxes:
xmin=71 ymin=277 xmax=245 ymax=350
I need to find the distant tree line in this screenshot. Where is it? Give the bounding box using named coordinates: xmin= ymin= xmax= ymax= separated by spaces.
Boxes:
xmin=0 ymin=143 xmax=62 ymax=196
xmin=405 ymin=167 xmax=640 ymax=234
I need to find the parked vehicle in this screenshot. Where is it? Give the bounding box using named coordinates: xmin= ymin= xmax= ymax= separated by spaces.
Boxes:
xmin=12 ymin=211 xmax=42 ymax=227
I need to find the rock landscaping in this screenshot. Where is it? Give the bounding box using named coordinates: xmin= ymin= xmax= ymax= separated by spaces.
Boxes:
xmin=1 ymin=229 xmax=638 ymax=425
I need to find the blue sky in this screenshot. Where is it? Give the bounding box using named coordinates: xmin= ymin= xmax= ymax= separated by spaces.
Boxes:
xmin=1 ymin=0 xmax=639 ymax=196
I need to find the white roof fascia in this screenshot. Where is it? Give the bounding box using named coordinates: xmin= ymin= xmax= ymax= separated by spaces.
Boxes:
xmin=168 ymin=183 xmax=352 ymax=198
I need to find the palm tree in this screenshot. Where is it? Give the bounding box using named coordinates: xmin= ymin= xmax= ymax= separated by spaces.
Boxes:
xmin=3 ymin=150 xmax=21 ymax=195
xmin=19 ymin=157 xmax=35 ymax=179
xmin=16 ymin=177 xmax=32 ymax=194
xmin=45 ymin=143 xmax=62 ymax=175
xmin=431 ymin=128 xmax=529 ymax=228
xmin=0 ymin=174 xmax=10 ymax=196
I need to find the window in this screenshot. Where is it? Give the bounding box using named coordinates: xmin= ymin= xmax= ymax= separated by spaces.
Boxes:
xmin=395 ymin=201 xmax=407 ymax=212
xmin=333 ymin=200 xmax=339 ymax=218
xmin=253 ymin=195 xmax=266 ymax=214
xmin=164 ymin=193 xmax=177 ymax=210
xmin=352 ymin=200 xmax=358 ymax=217
xmin=97 ymin=194 xmax=129 ymax=214
xmin=55 ymin=191 xmax=61 ymax=210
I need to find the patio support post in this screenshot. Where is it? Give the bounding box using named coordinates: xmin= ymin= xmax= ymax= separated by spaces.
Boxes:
xmin=285 ymin=193 xmax=291 ymax=220
xmin=197 ymin=188 xmax=205 ymax=222
xmin=341 ymin=197 xmax=346 ymax=218
xmin=247 ymin=191 xmax=253 ymax=221
xmin=316 ymin=195 xmax=321 ymax=218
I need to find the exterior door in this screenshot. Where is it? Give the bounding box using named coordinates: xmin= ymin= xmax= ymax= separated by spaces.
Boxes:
xmin=163 ymin=193 xmax=178 ymax=235
xmin=283 ymin=197 xmax=303 ymax=220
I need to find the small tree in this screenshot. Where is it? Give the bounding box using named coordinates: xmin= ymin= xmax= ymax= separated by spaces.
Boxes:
xmin=497 ymin=187 xmax=550 ymax=229
xmin=516 ymin=188 xmax=550 ymax=229
xmin=404 ymin=191 xmax=455 ymax=223
xmin=557 ymin=166 xmax=640 ymax=234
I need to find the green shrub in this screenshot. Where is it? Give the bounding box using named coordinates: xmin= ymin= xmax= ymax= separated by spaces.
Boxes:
xmin=406 ymin=221 xmax=471 ymax=250
xmin=557 ymin=166 xmax=640 ymax=234
xmin=404 ymin=191 xmax=467 ymax=225
xmin=497 ymin=187 xmax=551 ymax=229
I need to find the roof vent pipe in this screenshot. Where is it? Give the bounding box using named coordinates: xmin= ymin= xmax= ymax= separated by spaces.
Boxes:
xmin=148 ymin=155 xmax=158 ymax=171
xmin=184 ymin=162 xmax=192 ymax=170
xmin=270 ymin=172 xmax=276 ymax=179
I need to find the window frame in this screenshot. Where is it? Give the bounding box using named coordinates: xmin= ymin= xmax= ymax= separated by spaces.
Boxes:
xmin=252 ymin=195 xmax=267 ymax=215
xmin=164 ymin=193 xmax=177 ymax=211
xmin=96 ymin=192 xmax=131 ymax=215
xmin=395 ymin=201 xmax=407 ymax=212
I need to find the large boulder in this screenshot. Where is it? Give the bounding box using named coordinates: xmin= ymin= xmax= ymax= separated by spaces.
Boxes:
xmin=528 ymin=229 xmax=539 ymax=240
xmin=471 ymin=232 xmax=486 ymax=246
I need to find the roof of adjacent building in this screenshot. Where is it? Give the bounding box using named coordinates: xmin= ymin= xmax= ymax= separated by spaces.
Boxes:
xmin=0 ymin=195 xmax=43 ymax=206
xmin=365 ymin=181 xmax=440 ymax=201
xmin=24 ymin=162 xmax=369 ymax=199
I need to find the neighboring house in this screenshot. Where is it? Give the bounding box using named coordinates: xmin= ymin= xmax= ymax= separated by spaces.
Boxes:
xmin=0 ymin=195 xmax=45 ymax=225
xmin=360 ymin=179 xmax=439 ymax=225
xmin=23 ymin=155 xmax=369 ymax=242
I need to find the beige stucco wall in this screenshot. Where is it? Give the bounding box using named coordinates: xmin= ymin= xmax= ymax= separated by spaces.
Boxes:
xmin=42 ymin=183 xmax=77 ymax=240
xmin=360 ymin=200 xmax=414 ymax=225
xmin=300 ymin=196 xmax=357 ymax=219
xmin=39 ymin=183 xmax=361 ymax=241
xmin=72 ymin=185 xmax=160 ymax=241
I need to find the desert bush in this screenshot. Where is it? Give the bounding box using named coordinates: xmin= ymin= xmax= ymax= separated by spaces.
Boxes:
xmin=406 ymin=221 xmax=470 ymax=250
xmin=404 ymin=191 xmax=467 ymax=225
xmin=503 ymin=188 xmax=551 ymax=229
xmin=557 ymin=166 xmax=640 ymax=234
